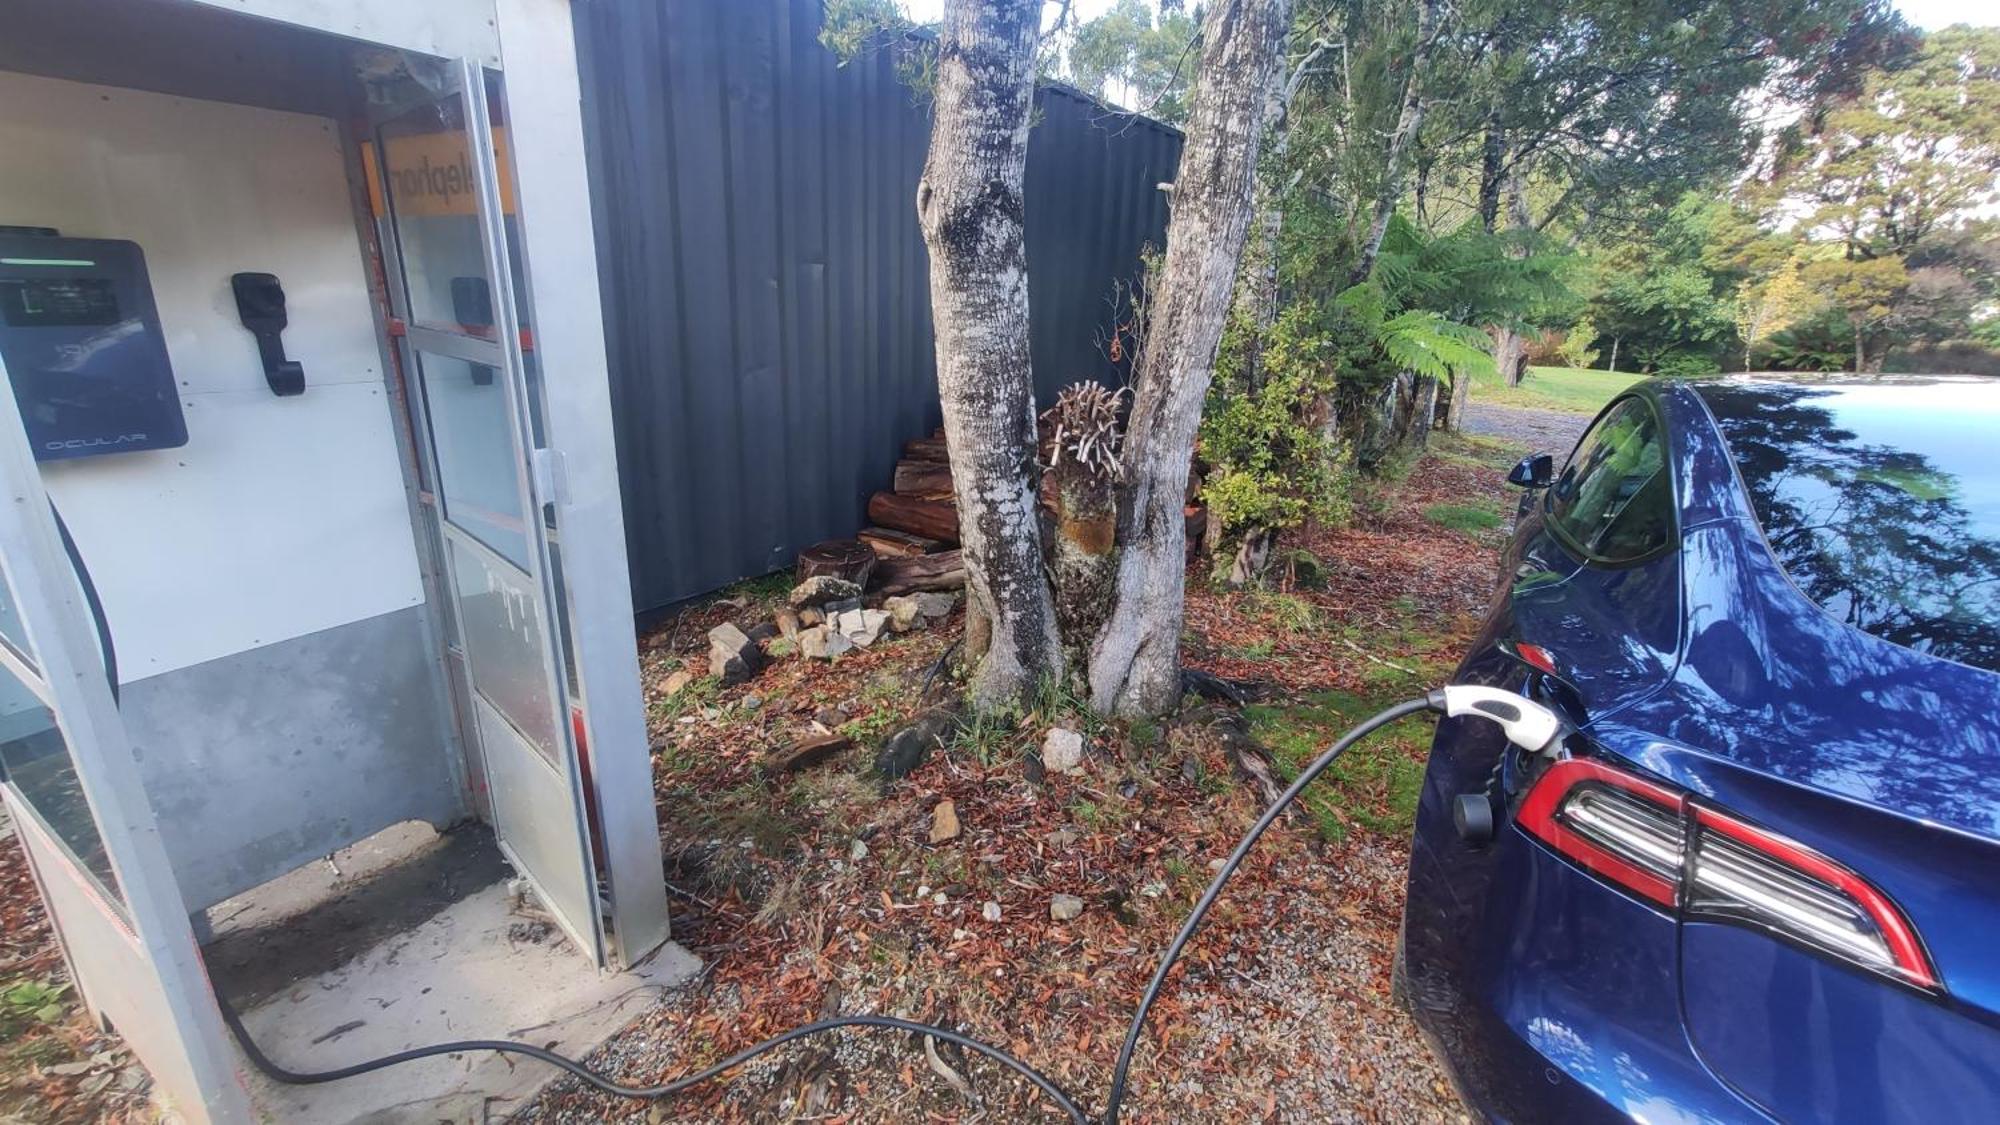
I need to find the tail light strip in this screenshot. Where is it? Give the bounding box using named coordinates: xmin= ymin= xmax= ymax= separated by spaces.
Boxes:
xmin=1515 ymin=757 xmax=1940 ymax=991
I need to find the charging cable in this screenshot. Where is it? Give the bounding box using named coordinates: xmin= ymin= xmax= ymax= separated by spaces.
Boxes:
xmin=221 ymin=686 xmax=1564 ymax=1121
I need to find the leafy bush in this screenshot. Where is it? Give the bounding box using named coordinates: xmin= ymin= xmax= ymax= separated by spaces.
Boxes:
xmin=1556 ymin=317 xmax=1602 ymax=368
xmin=1650 ymin=352 xmax=1724 ymax=379
xmin=1200 ymin=305 xmax=1354 ymax=540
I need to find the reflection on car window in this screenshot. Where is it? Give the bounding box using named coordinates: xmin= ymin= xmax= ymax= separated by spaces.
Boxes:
xmin=1548 ymin=398 xmax=1673 ymax=562
xmin=1698 ymin=379 xmax=2000 ymax=674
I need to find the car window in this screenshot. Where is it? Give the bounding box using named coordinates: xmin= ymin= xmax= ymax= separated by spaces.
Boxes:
xmin=1547 ymin=397 xmax=1673 ymax=563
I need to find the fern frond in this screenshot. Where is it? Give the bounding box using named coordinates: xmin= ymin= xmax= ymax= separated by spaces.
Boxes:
xmin=1378 ymin=311 xmax=1497 ymax=381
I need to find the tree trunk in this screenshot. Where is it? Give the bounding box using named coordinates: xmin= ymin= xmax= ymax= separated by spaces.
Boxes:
xmin=1348 ymin=0 xmax=1440 ymax=288
xmin=1443 ymin=368 xmax=1472 ymax=431
xmin=1088 ymin=0 xmax=1294 ymax=719
xmin=916 ymin=0 xmax=1059 ymax=710
xmin=1477 ymin=109 xmax=1505 ymax=233
xmin=1607 ymin=336 xmax=1620 ymax=373
xmin=1496 ymin=328 xmax=1528 ymax=387
xmin=1854 ymin=325 xmax=1866 ymax=373
xmin=1495 ymin=169 xmax=1533 ymax=388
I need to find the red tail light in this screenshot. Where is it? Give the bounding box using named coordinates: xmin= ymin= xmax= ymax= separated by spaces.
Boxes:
xmin=1514 ymin=642 xmax=1560 ymax=675
xmin=1517 ymin=757 xmax=1939 ymax=991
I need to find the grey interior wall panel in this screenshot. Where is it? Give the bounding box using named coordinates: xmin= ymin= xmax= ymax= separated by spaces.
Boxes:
xmin=576 ymin=0 xmax=1183 ymax=614
xmin=119 ymin=606 xmax=462 ymax=913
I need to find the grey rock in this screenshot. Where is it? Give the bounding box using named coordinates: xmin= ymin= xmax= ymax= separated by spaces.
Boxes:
xmin=1050 ymin=894 xmax=1085 ymax=922
xmin=914 ymin=592 xmax=958 ymax=620
xmin=982 ymin=901 xmax=1002 ymax=923
xmin=788 ymin=575 xmax=862 ymax=609
xmin=1041 ymin=727 xmax=1085 ymax=774
xmin=883 ymin=595 xmax=925 ymax=632
xmin=835 ymin=607 xmax=891 ymax=647
xmin=798 ymin=625 xmax=854 ymax=660
xmin=707 ymin=622 xmax=761 ymax=686
xmin=774 ymin=608 xmax=802 ymax=640
xmin=876 ymin=707 xmax=964 ymax=781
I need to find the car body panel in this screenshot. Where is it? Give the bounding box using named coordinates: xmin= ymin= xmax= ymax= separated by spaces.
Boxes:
xmin=1404 ymin=377 xmax=2000 ymax=1123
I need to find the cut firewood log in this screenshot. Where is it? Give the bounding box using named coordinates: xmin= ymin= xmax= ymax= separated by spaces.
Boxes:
xmin=903 ymin=436 xmax=950 ymax=462
xmin=796 ymin=538 xmax=877 ymax=587
xmin=893 ymin=458 xmax=955 ymax=497
xmin=868 ymin=492 xmax=959 ymax=544
xmin=873 ymin=549 xmax=965 ymax=595
xmin=858 ymin=526 xmax=941 ymax=558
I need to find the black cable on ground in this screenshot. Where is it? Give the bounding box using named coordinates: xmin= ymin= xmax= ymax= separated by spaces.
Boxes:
xmin=222 ymin=1000 xmax=1090 ymax=1122
xmin=219 ymin=693 xmax=1446 ymax=1122
xmin=1101 ymin=692 xmax=1441 ymax=1123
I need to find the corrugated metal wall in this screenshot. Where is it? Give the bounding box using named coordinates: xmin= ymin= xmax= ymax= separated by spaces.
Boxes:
xmin=575 ymin=0 xmax=1182 ymax=613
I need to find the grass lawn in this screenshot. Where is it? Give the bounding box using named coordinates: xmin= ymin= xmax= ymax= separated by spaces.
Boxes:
xmin=1469 ymin=364 xmax=1648 ymax=415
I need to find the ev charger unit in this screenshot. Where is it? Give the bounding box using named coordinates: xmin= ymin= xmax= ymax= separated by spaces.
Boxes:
xmin=0 ymin=233 xmax=188 ymax=460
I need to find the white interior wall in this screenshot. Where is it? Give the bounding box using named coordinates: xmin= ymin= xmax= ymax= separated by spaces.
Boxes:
xmin=0 ymin=70 xmax=425 ymax=680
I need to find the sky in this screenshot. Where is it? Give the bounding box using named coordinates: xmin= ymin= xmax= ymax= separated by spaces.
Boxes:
xmin=898 ymin=0 xmax=1995 ymax=32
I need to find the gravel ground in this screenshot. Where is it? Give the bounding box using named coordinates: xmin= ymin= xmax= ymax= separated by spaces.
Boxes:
xmin=1462 ymin=402 xmax=1590 ymax=453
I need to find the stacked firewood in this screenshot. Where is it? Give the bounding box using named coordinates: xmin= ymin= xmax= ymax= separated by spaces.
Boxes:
xmin=798 ymin=412 xmax=1211 ymax=591
xmin=795 ymin=428 xmax=966 ymax=594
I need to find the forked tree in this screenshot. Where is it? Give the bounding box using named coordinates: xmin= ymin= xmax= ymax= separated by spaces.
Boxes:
xmin=917 ymin=0 xmax=1293 ymax=716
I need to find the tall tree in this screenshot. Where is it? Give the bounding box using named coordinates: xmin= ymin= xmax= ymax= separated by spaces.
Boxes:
xmin=1086 ymin=0 xmax=1295 ymax=716
xmin=1785 ymin=25 xmax=2000 ymax=260
xmin=917 ymin=0 xmax=1061 ymax=709
xmin=1065 ymin=0 xmax=1204 ymax=124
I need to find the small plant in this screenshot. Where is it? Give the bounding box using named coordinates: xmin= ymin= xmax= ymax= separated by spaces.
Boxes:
xmin=839 ymin=707 xmax=902 ymax=744
xmin=2 ymin=979 xmax=69 ymax=1028
xmin=1253 ymin=591 xmax=1320 ymax=633
xmin=950 ymin=707 xmax=1022 ymax=767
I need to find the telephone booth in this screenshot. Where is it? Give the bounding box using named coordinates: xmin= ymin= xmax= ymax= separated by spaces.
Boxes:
xmin=0 ymin=1 xmax=682 ymax=1120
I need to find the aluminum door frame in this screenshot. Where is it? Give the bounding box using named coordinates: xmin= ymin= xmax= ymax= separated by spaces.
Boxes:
xmin=489 ymin=0 xmax=671 ymax=968
xmin=0 ymin=351 xmax=253 ymax=1122
xmin=369 ymin=55 xmax=607 ymax=965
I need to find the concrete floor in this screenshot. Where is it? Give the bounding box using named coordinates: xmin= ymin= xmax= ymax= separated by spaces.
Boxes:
xmin=201 ymin=822 xmax=700 ymax=1124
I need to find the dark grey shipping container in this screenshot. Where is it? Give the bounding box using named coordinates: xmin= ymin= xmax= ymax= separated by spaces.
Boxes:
xmin=574 ymin=0 xmax=1183 ymax=614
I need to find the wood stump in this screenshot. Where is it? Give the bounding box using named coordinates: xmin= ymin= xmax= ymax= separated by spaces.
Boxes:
xmin=796 ymin=538 xmax=877 ymax=588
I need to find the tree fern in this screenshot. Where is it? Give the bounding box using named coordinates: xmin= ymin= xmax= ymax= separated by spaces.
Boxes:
xmin=1378 ymin=311 xmax=1498 ymax=380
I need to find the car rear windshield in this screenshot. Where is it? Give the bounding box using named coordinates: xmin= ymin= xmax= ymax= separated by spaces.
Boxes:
xmin=1697 ymin=379 xmax=2000 ymax=674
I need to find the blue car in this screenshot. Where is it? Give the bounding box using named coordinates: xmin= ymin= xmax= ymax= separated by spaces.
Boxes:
xmin=1399 ymin=375 xmax=2000 ymax=1123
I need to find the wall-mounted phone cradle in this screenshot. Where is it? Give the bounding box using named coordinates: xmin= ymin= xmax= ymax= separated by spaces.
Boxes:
xmin=231 ymin=272 xmax=304 ymax=396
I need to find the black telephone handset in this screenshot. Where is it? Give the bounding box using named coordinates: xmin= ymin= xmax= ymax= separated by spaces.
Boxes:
xmin=231 ymin=272 xmax=304 ymax=396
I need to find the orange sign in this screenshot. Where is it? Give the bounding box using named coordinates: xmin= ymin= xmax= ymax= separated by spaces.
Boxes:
xmin=362 ymin=127 xmax=516 ymax=218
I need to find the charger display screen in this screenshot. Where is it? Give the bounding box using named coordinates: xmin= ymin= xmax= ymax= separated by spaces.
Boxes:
xmin=0 ymin=278 xmax=122 ymax=328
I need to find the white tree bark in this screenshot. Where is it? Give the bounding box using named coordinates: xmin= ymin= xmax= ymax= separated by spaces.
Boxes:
xmin=1089 ymin=0 xmax=1295 ymax=718
xmin=1348 ymin=0 xmax=1439 ymax=288
xmin=918 ymin=0 xmax=1061 ymax=709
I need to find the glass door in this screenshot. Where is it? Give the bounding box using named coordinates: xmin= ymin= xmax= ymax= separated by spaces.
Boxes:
xmin=369 ymin=59 xmax=604 ymax=963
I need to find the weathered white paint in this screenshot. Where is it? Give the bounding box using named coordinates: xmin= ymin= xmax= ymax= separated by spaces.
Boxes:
xmin=0 ymin=71 xmax=425 ymax=679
